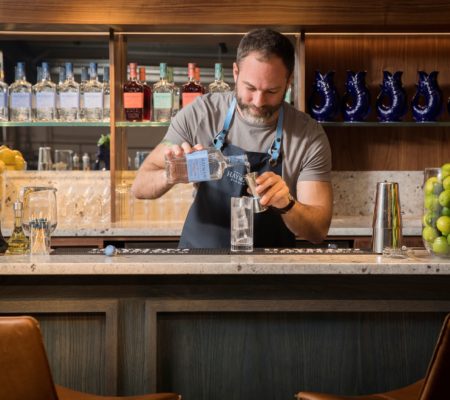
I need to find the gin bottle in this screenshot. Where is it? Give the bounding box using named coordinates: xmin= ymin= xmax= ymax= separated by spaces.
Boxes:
xmin=167 ymin=66 xmax=180 ymax=117
xmin=181 ymin=63 xmax=203 ymax=108
xmin=138 ymin=66 xmax=152 ymax=121
xmin=56 ymin=66 xmax=65 ymax=118
xmin=165 ymin=148 xmax=249 ymax=184
xmin=79 ymin=66 xmax=88 ymax=120
xmin=209 ymin=63 xmax=231 ymax=93
xmin=123 ymin=63 xmax=144 ymax=122
xmin=9 ymin=62 xmax=32 ymax=122
xmin=83 ymin=62 xmax=104 ymax=121
xmin=58 ymin=63 xmax=80 ymax=121
xmin=6 ymin=200 xmax=29 ymax=255
xmin=103 ymin=66 xmax=110 ymax=122
xmin=33 ymin=62 xmax=57 ymax=121
xmin=153 ymin=63 xmax=173 ymax=122
xmin=0 ymin=51 xmax=8 ymax=121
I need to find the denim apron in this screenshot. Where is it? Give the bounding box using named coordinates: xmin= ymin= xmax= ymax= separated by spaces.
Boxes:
xmin=178 ymin=97 xmax=296 ymax=248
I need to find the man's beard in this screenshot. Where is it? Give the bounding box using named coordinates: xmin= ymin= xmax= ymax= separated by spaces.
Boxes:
xmin=236 ymin=89 xmax=284 ymax=126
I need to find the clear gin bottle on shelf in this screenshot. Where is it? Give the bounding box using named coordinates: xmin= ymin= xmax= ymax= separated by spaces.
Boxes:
xmin=9 ymin=62 xmax=32 ymax=122
xmin=103 ymin=66 xmax=110 ymax=122
xmin=33 ymin=62 xmax=57 ymax=121
xmin=167 ymin=66 xmax=180 ymax=117
xmin=165 ymin=148 xmax=249 ymax=184
xmin=82 ymin=62 xmax=104 ymax=121
xmin=58 ymin=62 xmax=80 ymax=122
xmin=0 ymin=51 xmax=8 ymax=121
xmin=153 ymin=63 xmax=173 ymax=122
xmin=208 ymin=63 xmax=231 ymax=93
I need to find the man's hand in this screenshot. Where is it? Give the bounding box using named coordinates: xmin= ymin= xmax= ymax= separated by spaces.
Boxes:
xmin=163 ymin=142 xmax=205 ymax=161
xmin=255 ymin=171 xmax=291 ymax=209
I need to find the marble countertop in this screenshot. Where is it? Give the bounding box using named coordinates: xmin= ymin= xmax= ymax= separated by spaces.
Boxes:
xmin=0 ymin=249 xmax=448 ymax=275
xmin=15 ymin=215 xmax=420 ymax=237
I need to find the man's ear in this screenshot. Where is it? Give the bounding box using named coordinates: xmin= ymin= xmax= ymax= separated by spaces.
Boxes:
xmin=233 ymin=62 xmax=239 ymax=83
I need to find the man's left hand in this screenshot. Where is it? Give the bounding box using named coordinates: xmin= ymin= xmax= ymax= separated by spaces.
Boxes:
xmin=255 ymin=171 xmax=292 ymax=209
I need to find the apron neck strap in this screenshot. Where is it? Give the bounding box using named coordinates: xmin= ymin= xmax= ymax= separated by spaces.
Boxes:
xmin=213 ymin=97 xmax=237 ymax=150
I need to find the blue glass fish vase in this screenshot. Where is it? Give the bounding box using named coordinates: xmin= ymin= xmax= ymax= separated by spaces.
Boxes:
xmin=308 ymin=71 xmax=339 ymax=122
xmin=376 ymin=71 xmax=407 ymax=122
xmin=412 ymin=71 xmax=443 ymax=122
xmin=342 ymin=71 xmax=371 ymax=122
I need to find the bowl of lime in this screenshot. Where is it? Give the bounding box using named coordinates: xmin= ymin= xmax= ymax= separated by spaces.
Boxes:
xmin=422 ymin=164 xmax=450 ymax=257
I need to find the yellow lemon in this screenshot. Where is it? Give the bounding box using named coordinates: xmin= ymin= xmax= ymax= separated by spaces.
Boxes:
xmin=0 ymin=147 xmax=16 ymax=164
xmin=12 ymin=149 xmax=23 ymax=158
xmin=0 ymin=160 xmax=5 ymax=173
xmin=14 ymin=155 xmax=25 ymax=170
xmin=439 ymin=189 xmax=450 ymax=208
xmin=441 ymin=163 xmax=450 ymax=179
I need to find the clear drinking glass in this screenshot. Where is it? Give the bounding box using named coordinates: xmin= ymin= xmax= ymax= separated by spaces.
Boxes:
xmin=54 ymin=149 xmax=73 ymax=170
xmin=422 ymin=167 xmax=450 ymax=258
xmin=21 ymin=186 xmax=58 ymax=254
xmin=230 ymin=196 xmax=253 ymax=253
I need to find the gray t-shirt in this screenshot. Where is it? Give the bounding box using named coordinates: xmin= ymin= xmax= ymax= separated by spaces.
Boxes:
xmin=163 ymin=92 xmax=331 ymax=196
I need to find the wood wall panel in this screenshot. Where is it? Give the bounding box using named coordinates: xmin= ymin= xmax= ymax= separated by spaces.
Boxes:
xmin=1 ymin=1 xmax=450 ymax=28
xmin=305 ymin=36 xmax=450 ymax=170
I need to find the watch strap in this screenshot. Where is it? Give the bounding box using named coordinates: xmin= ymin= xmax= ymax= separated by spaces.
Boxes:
xmin=270 ymin=194 xmax=295 ymax=215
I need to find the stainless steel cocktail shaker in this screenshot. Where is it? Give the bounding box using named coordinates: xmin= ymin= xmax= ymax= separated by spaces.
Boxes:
xmin=372 ymin=182 xmax=403 ymax=253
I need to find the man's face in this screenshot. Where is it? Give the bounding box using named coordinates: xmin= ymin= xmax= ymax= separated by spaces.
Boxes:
xmin=233 ymin=52 xmax=291 ymax=125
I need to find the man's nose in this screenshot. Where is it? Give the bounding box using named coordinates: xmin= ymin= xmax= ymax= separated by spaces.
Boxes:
xmin=252 ymin=91 xmax=266 ymax=107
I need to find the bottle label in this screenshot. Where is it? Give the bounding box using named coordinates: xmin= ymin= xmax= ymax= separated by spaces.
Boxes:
xmin=123 ymin=92 xmax=143 ymax=108
xmin=0 ymin=92 xmax=6 ymax=108
xmin=186 ymin=150 xmax=210 ymax=182
xmin=84 ymin=92 xmax=103 ymax=109
xmin=153 ymin=92 xmax=172 ymax=109
xmin=104 ymin=94 xmax=110 ymax=109
xmin=60 ymin=92 xmax=80 ymax=108
xmin=11 ymin=92 xmax=31 ymax=108
xmin=182 ymin=92 xmax=201 ymax=107
xmin=36 ymin=92 xmax=56 ymax=109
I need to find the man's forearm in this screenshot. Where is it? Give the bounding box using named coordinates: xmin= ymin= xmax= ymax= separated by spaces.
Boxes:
xmin=282 ymin=202 xmax=331 ymax=243
xmin=131 ymin=167 xmax=173 ymax=200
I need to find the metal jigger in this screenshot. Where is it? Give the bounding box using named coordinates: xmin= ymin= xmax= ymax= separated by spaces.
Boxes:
xmin=244 ymin=172 xmax=268 ymax=213
xmin=372 ymin=181 xmax=403 ymax=254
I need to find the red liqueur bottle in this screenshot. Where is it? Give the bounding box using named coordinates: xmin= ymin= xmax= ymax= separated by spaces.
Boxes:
xmin=123 ymin=63 xmax=144 ymax=122
xmin=139 ymin=66 xmax=152 ymax=121
xmin=182 ymin=63 xmax=203 ymax=108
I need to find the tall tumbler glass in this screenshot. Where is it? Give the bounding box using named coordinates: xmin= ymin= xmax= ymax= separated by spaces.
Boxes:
xmin=230 ymin=196 xmax=253 ymax=253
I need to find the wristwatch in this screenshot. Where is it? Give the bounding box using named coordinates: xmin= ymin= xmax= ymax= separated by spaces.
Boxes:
xmin=271 ymin=193 xmax=296 ymax=214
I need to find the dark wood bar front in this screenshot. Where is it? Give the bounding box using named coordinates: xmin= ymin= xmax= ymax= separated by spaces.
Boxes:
xmin=0 ymin=253 xmax=449 ymax=399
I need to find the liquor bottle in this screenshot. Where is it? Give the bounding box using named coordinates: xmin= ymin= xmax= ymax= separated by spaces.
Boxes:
xmin=123 ymin=62 xmax=144 ymax=122
xmin=58 ymin=62 xmax=80 ymax=122
xmin=32 ymin=62 xmax=57 ymax=121
xmin=103 ymin=66 xmax=110 ymax=122
xmin=167 ymin=66 xmax=180 ymax=117
xmin=208 ymin=63 xmax=231 ymax=93
xmin=82 ymin=152 xmax=91 ymax=170
xmin=9 ymin=62 xmax=32 ymax=122
xmin=0 ymin=51 xmax=8 ymax=121
xmin=194 ymin=66 xmax=206 ymax=94
xmin=56 ymin=66 xmax=65 ymax=118
xmin=6 ymin=200 xmax=29 ymax=255
xmin=181 ymin=63 xmax=203 ymax=108
xmin=165 ymin=148 xmax=249 ymax=184
xmin=79 ymin=66 xmax=88 ymax=120
xmin=138 ymin=66 xmax=152 ymax=121
xmin=83 ymin=62 xmax=104 ymax=121
xmin=72 ymin=152 xmax=80 ymax=170
xmin=153 ymin=63 xmax=173 ymax=122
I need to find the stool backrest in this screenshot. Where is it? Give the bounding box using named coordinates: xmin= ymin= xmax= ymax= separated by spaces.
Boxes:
xmin=420 ymin=314 xmax=450 ymax=399
xmin=0 ymin=316 xmax=59 ymax=400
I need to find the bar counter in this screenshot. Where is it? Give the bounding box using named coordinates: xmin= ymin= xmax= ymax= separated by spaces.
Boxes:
xmin=1 ymin=249 xmax=449 ymax=399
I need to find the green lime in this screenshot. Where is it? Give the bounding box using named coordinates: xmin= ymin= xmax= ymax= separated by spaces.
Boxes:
xmin=423 ymin=226 xmax=439 ymax=243
xmin=436 ymin=216 xmax=450 ymax=235
xmin=444 ymin=176 xmax=450 ymax=190
xmin=441 ymin=163 xmax=450 ymax=178
xmin=439 ymin=189 xmax=450 ymax=207
xmin=424 ymin=194 xmax=441 ymax=212
xmin=433 ymin=236 xmax=449 ymax=255
xmin=424 ymin=177 xmax=439 ymax=195
xmin=423 ymin=211 xmax=438 ymax=227
xmin=442 ymin=207 xmax=450 ymax=217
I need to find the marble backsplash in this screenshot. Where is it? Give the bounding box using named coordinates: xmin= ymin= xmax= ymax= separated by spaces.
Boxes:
xmin=0 ymin=170 xmax=424 ymax=229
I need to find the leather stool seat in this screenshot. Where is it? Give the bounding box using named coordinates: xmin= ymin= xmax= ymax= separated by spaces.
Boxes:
xmin=297 ymin=314 xmax=450 ymax=400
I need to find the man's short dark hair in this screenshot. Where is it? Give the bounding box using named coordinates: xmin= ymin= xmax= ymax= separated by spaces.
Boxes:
xmin=236 ymin=28 xmax=295 ymax=78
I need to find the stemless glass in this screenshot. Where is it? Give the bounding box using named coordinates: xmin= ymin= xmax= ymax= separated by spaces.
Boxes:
xmin=422 ymin=168 xmax=450 ymax=258
xmin=22 ymin=186 xmax=58 ymax=254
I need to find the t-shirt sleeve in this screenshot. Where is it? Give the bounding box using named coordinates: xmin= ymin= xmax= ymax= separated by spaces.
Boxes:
xmin=297 ymin=120 xmax=332 ymax=182
xmin=161 ymin=101 xmax=197 ymax=146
